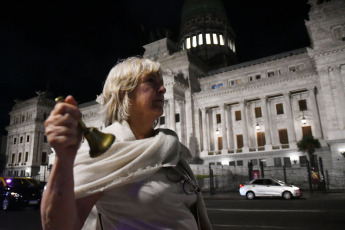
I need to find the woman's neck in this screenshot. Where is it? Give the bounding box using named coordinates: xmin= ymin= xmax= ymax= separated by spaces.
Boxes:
xmin=127 ymin=118 xmax=155 ymax=139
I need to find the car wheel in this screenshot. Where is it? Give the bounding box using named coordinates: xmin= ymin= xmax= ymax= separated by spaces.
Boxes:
xmin=2 ymin=198 xmax=10 ymax=211
xmin=283 ymin=191 xmax=292 ymax=200
xmin=246 ymin=191 xmax=255 ymax=200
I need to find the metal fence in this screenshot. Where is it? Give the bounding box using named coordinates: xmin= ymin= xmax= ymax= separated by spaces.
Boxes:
xmin=192 ymin=160 xmax=345 ymax=193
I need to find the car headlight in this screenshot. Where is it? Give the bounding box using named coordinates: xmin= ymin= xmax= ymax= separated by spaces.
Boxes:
xmin=10 ymin=192 xmax=21 ymax=198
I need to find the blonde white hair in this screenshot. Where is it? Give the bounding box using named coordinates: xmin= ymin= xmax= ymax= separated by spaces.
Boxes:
xmin=101 ymin=57 xmax=161 ymax=126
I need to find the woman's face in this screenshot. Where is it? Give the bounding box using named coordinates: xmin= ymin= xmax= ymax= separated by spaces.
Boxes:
xmin=129 ymin=72 xmax=166 ymax=122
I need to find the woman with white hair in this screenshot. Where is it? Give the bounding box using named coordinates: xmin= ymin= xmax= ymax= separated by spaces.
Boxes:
xmin=41 ymin=57 xmax=212 ymax=230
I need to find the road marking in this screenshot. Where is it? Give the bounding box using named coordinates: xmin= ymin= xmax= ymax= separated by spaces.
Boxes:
xmin=213 ymin=224 xmax=303 ymax=229
xmin=207 ymin=208 xmax=324 ymax=213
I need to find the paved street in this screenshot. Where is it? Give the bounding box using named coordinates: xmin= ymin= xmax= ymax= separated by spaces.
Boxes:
xmin=0 ymin=191 xmax=344 ymax=230
xmin=204 ymin=191 xmax=345 ymax=230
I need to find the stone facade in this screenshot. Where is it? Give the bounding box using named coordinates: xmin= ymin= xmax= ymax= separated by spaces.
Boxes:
xmin=3 ymin=0 xmax=345 ymax=181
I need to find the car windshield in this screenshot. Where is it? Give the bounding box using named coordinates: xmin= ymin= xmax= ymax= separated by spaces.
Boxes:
xmin=5 ymin=178 xmax=33 ymax=188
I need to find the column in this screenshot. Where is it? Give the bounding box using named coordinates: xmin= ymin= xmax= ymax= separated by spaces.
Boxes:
xmin=179 ymin=101 xmax=186 ymax=145
xmin=226 ymin=105 xmax=234 ymax=150
xmin=333 ymin=66 xmax=345 ymax=129
xmin=220 ymin=104 xmax=228 ymax=153
xmin=240 ymin=100 xmax=249 ymax=152
xmin=164 ymin=101 xmax=170 ymax=128
xmin=261 ymin=96 xmax=272 ymax=150
xmin=309 ymin=87 xmax=323 ymax=139
xmin=283 ymin=92 xmax=297 ymax=146
xmin=201 ymin=108 xmax=209 ymax=152
xmin=169 ymin=99 xmax=176 ymax=131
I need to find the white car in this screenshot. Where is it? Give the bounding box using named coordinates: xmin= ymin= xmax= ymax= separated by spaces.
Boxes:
xmin=239 ymin=178 xmax=301 ymax=200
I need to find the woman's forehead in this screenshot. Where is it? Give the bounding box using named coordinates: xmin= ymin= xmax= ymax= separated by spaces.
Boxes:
xmin=141 ymin=72 xmax=162 ymax=80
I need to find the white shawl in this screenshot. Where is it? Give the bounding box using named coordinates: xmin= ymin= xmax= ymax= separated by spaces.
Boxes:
xmin=73 ymin=121 xmax=180 ymax=199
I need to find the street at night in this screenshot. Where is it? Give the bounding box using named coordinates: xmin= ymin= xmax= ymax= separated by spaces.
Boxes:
xmin=1 ymin=192 xmax=344 ymax=230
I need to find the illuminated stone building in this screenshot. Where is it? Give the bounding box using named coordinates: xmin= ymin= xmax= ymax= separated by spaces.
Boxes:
xmin=3 ymin=0 xmax=345 ymax=180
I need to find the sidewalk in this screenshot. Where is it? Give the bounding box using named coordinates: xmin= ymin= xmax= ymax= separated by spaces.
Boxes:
xmin=202 ymin=190 xmax=345 ymax=200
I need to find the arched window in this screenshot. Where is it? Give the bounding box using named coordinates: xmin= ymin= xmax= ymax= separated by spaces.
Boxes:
xmin=198 ymin=34 xmax=203 ymax=45
xmin=213 ymin=33 xmax=218 ymax=44
xmin=186 ymin=37 xmax=191 ymax=49
xmin=206 ymin=33 xmax=211 ymax=44
xmin=192 ymin=36 xmax=197 ymax=47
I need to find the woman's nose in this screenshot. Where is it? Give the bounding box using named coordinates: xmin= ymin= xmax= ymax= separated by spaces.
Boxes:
xmin=158 ymin=84 xmax=166 ymax=94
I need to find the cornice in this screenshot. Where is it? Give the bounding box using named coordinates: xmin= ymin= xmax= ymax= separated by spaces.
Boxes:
xmin=194 ymin=74 xmax=316 ymax=101
xmin=309 ymin=46 xmax=345 ymax=58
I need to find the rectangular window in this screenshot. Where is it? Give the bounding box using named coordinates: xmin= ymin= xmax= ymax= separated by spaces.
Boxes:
xmin=12 ymin=154 xmax=15 ymax=164
xmin=212 ymin=33 xmax=218 ymax=44
xmin=186 ymin=37 xmax=191 ymax=49
xmin=236 ymin=135 xmax=243 ymax=148
xmin=159 ymin=116 xmax=165 ymax=125
xmin=284 ymin=157 xmax=291 ymax=167
xmin=206 ymin=33 xmax=211 ymax=44
xmin=218 ymin=137 xmax=223 ymax=150
xmin=25 ymin=152 xmax=29 ymax=162
xmin=219 ymin=34 xmax=224 ymax=45
xmin=26 ymin=135 xmax=30 ymax=142
xmin=198 ymin=34 xmax=203 ymax=45
xmin=268 ymin=71 xmax=274 ymax=77
xmin=274 ymin=157 xmax=282 ymax=167
xmin=175 ymin=114 xmax=180 ymax=123
xmin=333 ymin=27 xmax=343 ymax=40
xmin=236 ymin=79 xmax=242 ymax=84
xmin=14 ymin=138 xmax=17 ymax=144
xmin=276 ymin=103 xmax=284 ymax=115
xmin=230 ymin=80 xmax=235 ymax=85
xmin=229 ymin=161 xmax=236 ymax=166
xmin=302 ymin=126 xmax=312 ymax=137
xmin=289 ymin=66 xmax=296 ymax=72
xmin=249 ymin=76 xmax=253 ymax=81
xmin=255 ymin=107 xmax=262 ymax=118
xmin=44 ymin=136 xmax=47 ymax=143
xmin=212 ymin=84 xmax=217 ymax=89
xmin=255 ymin=75 xmax=261 ymax=80
xmin=41 ymin=152 xmax=47 ymax=164
xmin=298 ymin=99 xmax=308 ymax=111
xmin=278 ymin=129 xmax=289 ymax=144
xmin=237 ymin=160 xmax=243 ymax=166
xmin=235 ymin=111 xmax=241 ymax=121
xmin=20 ymin=137 xmax=23 ymax=143
xmin=299 ymin=156 xmax=307 ymax=166
xmin=257 ymin=132 xmax=266 ymax=147
xmin=18 ymin=153 xmax=22 ymax=163
xmin=216 ymin=114 xmax=221 ymax=124
xmin=192 ymin=36 xmax=197 ymax=47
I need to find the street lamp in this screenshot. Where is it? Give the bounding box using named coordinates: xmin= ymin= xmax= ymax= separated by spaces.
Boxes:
xmin=215 ymin=128 xmax=220 ymax=136
xmin=255 ymin=122 xmax=260 ymax=130
xmin=301 ymin=115 xmax=307 ymax=124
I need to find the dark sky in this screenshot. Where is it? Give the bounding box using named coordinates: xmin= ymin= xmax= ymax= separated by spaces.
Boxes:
xmin=0 ymin=0 xmax=310 ymax=135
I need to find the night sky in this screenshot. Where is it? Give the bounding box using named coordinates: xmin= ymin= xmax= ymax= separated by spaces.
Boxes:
xmin=0 ymin=0 xmax=310 ymax=135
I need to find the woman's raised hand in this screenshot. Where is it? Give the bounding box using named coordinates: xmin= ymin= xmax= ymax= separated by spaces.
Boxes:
xmin=45 ymin=95 xmax=83 ymax=162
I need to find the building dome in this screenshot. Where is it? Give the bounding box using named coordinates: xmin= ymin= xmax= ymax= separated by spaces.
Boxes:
xmin=181 ymin=0 xmax=228 ymax=25
xmin=179 ymin=0 xmax=237 ymax=70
